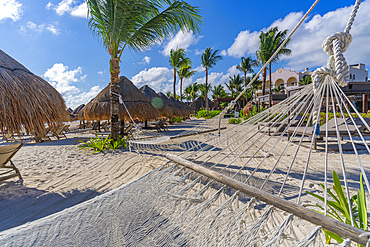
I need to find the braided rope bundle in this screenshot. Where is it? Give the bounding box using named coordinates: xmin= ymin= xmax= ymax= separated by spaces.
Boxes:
xmin=312 ymin=0 xmax=361 ymax=128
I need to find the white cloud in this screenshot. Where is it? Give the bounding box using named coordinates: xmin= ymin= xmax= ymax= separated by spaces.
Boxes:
xmin=138 ymin=56 xmax=151 ymax=65
xmin=161 ymin=31 xmax=203 ymax=56
xmin=194 ymin=49 xmax=204 ymax=55
xmin=224 ymin=0 xmax=370 ymax=71
xmin=44 ymin=63 xmax=100 ymax=108
xmin=0 ymin=0 xmax=22 ymax=22
xmin=47 ymin=0 xmax=88 ymax=18
xmin=25 ymin=21 xmax=60 ymax=35
xmin=131 ymin=67 xmax=172 ymax=93
xmin=97 ymin=71 xmax=103 ymax=75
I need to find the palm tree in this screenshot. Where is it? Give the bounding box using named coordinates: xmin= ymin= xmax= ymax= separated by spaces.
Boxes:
xmin=237 ymin=56 xmax=257 ymax=101
xmin=178 ymin=65 xmax=196 ymax=101
xmin=201 ymin=47 xmax=223 ymax=116
xmin=189 ymin=82 xmax=200 ymax=102
xmin=169 ymin=48 xmax=191 ymax=99
xmin=211 ymin=84 xmax=227 ymax=99
xmin=225 ymin=75 xmax=244 ymax=97
xmin=184 ymin=85 xmax=192 ymax=102
xmin=166 ymin=91 xmax=173 ymax=98
xmin=248 ymin=73 xmax=262 ymax=102
xmin=86 ymin=0 xmax=202 ymax=140
xmin=199 ymin=83 xmax=211 ymax=101
xmin=299 ymin=75 xmax=312 ymax=85
xmin=256 ymin=26 xmax=291 ymax=108
xmin=273 ymin=84 xmax=285 ymax=94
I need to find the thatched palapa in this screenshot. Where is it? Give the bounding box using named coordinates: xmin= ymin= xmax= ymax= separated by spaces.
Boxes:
xmin=157 ymin=92 xmax=182 ymax=117
xmin=84 ymin=76 xmax=160 ymax=122
xmin=169 ymin=97 xmax=190 ymax=117
xmin=0 ymin=49 xmax=67 ymax=134
xmin=139 ymin=85 xmax=173 ymax=118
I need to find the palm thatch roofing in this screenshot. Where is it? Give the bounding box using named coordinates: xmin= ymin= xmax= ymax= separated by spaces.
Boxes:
xmin=169 ymin=97 xmax=190 ymax=117
xmin=189 ymin=97 xmax=212 ymax=112
xmin=84 ymin=76 xmax=160 ymax=122
xmin=0 ymin=49 xmax=67 ymax=135
xmin=139 ymin=85 xmax=173 ymax=118
xmin=73 ymin=104 xmax=85 ymax=114
xmin=178 ymin=100 xmax=192 ymax=115
xmin=157 ymin=92 xmax=182 ymax=117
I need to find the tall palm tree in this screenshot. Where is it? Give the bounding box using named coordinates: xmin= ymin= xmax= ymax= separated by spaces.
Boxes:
xmin=225 ymin=75 xmax=244 ymax=97
xmin=178 ymin=65 xmax=196 ymax=101
xmin=299 ymin=75 xmax=312 ymax=85
xmin=169 ymin=48 xmax=191 ymax=99
xmin=199 ymin=83 xmax=210 ymax=101
xmin=237 ymin=56 xmax=257 ymax=101
xmin=86 ymin=0 xmax=202 ymax=140
xmin=201 ymin=47 xmax=223 ymax=116
xmin=211 ymin=84 xmax=227 ymax=99
xmin=248 ymin=73 xmax=262 ymax=102
xmin=184 ymin=85 xmax=192 ymax=102
xmin=256 ymin=26 xmax=291 ymax=108
xmin=190 ymin=82 xmax=200 ymax=102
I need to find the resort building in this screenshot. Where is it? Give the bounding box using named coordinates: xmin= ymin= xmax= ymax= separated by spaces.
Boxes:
xmin=256 ymin=67 xmax=310 ymax=96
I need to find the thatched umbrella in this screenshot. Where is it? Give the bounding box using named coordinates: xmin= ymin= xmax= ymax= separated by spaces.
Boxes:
xmin=139 ymin=85 xmax=173 ymax=118
xmin=169 ymin=97 xmax=189 ymax=117
xmin=73 ymin=104 xmax=85 ymax=115
xmin=84 ymin=76 xmax=160 ymax=122
xmin=0 ymin=49 xmax=67 ymax=135
xmin=178 ymin=100 xmax=192 ymax=115
xmin=157 ymin=92 xmax=182 ymax=117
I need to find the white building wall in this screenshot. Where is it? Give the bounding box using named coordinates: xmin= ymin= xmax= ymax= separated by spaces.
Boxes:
xmin=349 ymin=63 xmax=368 ymax=82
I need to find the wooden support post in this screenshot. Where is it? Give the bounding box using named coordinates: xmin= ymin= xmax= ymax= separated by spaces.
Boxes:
xmin=363 ymin=94 xmax=368 ymax=113
xmin=165 ymin=153 xmax=369 ymax=246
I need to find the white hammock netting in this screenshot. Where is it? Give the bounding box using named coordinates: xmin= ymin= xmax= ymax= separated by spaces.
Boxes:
xmin=1 ymin=0 xmax=369 ymax=246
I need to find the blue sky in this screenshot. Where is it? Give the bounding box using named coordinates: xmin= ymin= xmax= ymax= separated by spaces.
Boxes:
xmin=1 ymin=0 xmax=370 ymax=109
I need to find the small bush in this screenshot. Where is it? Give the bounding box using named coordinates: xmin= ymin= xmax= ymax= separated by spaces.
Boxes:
xmin=78 ymin=132 xmax=130 ymax=154
xmin=228 ymin=118 xmax=242 ymax=124
xmin=197 ymin=110 xmax=222 ymax=119
xmin=172 ymin=117 xmax=183 ymax=123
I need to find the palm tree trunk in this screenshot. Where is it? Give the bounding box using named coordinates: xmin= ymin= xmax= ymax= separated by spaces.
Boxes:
xmin=205 ymin=69 xmax=209 ymax=117
xmin=180 ymin=78 xmax=183 ymax=102
xmin=173 ymin=69 xmax=177 ymax=99
xmin=269 ymin=62 xmax=272 ymax=108
xmin=262 ymin=67 xmax=266 ymax=96
xmin=110 ymin=54 xmax=120 ymax=141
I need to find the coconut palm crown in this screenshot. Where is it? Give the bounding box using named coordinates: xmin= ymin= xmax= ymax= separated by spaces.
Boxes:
xmin=86 ymin=0 xmax=202 ymax=140
xmin=237 ymin=56 xmax=257 ymax=101
xmin=178 ymin=65 xmax=196 ymax=101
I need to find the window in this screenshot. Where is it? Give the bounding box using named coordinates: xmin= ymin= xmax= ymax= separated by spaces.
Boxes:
xmin=353 ymin=74 xmax=356 ymax=80
xmin=366 ymin=77 xmax=368 ymax=82
xmin=350 ymin=74 xmax=352 ymax=79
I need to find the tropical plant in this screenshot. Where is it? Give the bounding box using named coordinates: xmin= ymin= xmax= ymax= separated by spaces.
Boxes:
xmin=225 ymin=74 xmax=244 ymax=97
xmin=306 ymin=171 xmax=368 ymax=246
xmin=250 ymin=74 xmax=262 ymax=101
xmin=197 ymin=110 xmax=221 ymax=119
xmin=169 ymin=48 xmax=191 ymax=99
xmin=107 ymin=135 xmax=131 ymax=150
xmin=199 ymin=83 xmax=211 ymax=101
xmin=166 ymin=91 xmax=173 ymax=98
xmin=189 ymin=82 xmax=200 ymax=102
xmin=228 ymin=118 xmax=242 ymax=124
xmin=184 ymin=85 xmax=192 ymax=102
xmin=86 ymin=0 xmax=202 ymax=140
xmin=178 ymin=65 xmax=196 ymax=101
xmin=201 ymin=47 xmax=223 ymax=117
xmin=211 ymin=84 xmax=227 ymax=99
xmin=273 ymin=84 xmax=285 ymax=94
xmin=299 ymin=75 xmax=312 ymax=85
xmin=78 ymin=132 xmax=131 ymax=154
xmin=256 ymin=26 xmax=291 ymax=108
xmin=237 ymin=56 xmax=258 ymax=101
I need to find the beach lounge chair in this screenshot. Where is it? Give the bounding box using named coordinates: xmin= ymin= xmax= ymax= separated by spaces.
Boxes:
xmin=33 ymin=128 xmax=52 ymax=143
xmin=52 ymin=126 xmax=67 ymax=140
xmin=3 ymin=132 xmax=33 ymax=144
xmin=122 ymin=123 xmax=134 ymax=136
xmin=100 ymin=121 xmax=110 ymax=131
xmin=286 ymin=118 xmax=370 ymax=149
xmin=154 ymin=119 xmax=168 ymax=132
xmin=62 ymin=125 xmax=70 ymax=133
xmin=0 ymin=143 xmax=23 ymax=182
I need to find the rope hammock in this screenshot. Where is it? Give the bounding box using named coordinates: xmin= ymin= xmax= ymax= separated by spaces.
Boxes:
xmin=1 ymin=0 xmax=369 ymax=246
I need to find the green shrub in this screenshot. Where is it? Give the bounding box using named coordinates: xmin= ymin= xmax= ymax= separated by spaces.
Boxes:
xmin=196 ymin=110 xmax=221 ymax=119
xmin=78 ymin=132 xmax=130 ymax=154
xmin=172 ymin=117 xmax=183 ymax=123
xmin=228 ymin=118 xmax=242 ymax=124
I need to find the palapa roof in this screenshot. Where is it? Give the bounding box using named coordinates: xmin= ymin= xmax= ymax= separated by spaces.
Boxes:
xmin=189 ymin=97 xmax=212 ymax=112
xmin=157 ymin=92 xmax=182 ymax=117
xmin=0 ymin=49 xmax=67 ymax=134
xmin=169 ymin=97 xmax=190 ymax=117
xmin=139 ymin=85 xmax=173 ymax=118
xmin=73 ymin=104 xmax=85 ymax=114
xmin=84 ymin=76 xmax=160 ymax=121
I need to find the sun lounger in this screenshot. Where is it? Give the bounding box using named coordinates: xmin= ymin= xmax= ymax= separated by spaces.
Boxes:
xmin=100 ymin=121 xmax=110 ymax=131
xmin=122 ymin=123 xmax=134 ymax=136
xmin=286 ymin=118 xmax=370 ymax=149
xmin=33 ymin=128 xmax=52 ymax=143
xmin=3 ymin=132 xmax=33 ymax=143
xmin=52 ymin=126 xmax=67 ymax=140
xmin=0 ymin=143 xmax=23 ymax=182
xmin=63 ymin=125 xmax=70 ymax=133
